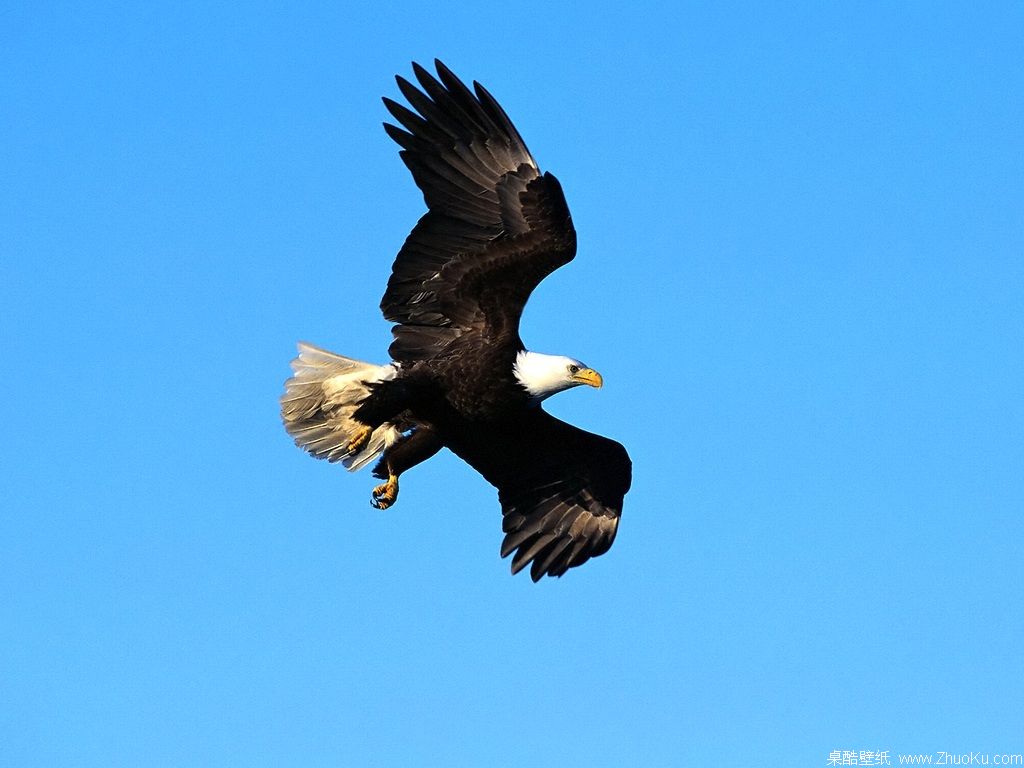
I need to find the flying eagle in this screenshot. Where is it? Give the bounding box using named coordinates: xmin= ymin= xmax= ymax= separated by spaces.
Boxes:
xmin=280 ymin=60 xmax=632 ymax=581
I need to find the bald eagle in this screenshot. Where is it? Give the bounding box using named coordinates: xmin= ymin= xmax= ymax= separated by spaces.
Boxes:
xmin=281 ymin=61 xmax=632 ymax=581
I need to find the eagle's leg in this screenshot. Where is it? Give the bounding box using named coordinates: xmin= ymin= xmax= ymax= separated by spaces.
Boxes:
xmin=369 ymin=425 xmax=443 ymax=510
xmin=347 ymin=376 xmax=419 ymax=456
xmin=346 ymin=424 xmax=373 ymax=455
xmin=371 ymin=473 xmax=399 ymax=510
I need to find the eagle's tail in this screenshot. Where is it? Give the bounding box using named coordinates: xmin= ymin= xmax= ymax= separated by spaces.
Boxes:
xmin=280 ymin=342 xmax=401 ymax=471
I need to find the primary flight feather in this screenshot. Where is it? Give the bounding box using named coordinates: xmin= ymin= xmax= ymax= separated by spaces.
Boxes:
xmin=281 ymin=60 xmax=632 ymax=581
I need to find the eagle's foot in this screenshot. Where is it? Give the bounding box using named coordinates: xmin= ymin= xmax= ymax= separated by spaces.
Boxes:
xmin=371 ymin=475 xmax=399 ymax=510
xmin=346 ymin=424 xmax=373 ymax=455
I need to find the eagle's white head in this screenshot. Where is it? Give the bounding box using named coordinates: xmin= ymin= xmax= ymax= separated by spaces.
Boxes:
xmin=513 ymin=350 xmax=604 ymax=403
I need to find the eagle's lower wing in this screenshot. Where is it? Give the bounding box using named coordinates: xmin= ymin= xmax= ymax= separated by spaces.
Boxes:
xmin=494 ymin=412 xmax=632 ymax=581
xmin=380 ymin=60 xmax=577 ymax=363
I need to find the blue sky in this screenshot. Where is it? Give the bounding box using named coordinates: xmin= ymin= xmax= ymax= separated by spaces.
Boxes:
xmin=2 ymin=2 xmax=1022 ymax=765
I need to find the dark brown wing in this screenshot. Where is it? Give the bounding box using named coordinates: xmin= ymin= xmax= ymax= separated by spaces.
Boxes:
xmin=381 ymin=60 xmax=577 ymax=363
xmin=493 ymin=411 xmax=632 ymax=581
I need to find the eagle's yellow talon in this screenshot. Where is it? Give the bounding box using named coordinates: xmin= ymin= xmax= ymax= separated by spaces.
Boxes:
xmin=371 ymin=475 xmax=399 ymax=510
xmin=347 ymin=424 xmax=373 ymax=455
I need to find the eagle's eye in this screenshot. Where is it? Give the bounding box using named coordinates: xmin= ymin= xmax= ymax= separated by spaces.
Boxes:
xmin=568 ymin=364 xmax=580 ymax=375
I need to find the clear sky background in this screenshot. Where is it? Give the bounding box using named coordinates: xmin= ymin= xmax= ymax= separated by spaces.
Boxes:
xmin=2 ymin=2 xmax=1022 ymax=766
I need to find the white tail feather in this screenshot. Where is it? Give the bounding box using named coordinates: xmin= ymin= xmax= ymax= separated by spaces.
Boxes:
xmin=280 ymin=342 xmax=400 ymax=471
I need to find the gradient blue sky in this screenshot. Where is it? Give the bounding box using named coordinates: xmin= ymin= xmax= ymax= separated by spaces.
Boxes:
xmin=3 ymin=2 xmax=1023 ymax=766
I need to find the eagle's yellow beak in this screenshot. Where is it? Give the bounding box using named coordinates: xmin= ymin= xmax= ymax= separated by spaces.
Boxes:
xmin=571 ymin=368 xmax=603 ymax=388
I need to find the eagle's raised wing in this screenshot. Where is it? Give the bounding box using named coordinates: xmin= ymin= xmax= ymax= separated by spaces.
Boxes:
xmin=490 ymin=411 xmax=632 ymax=581
xmin=381 ymin=60 xmax=577 ymax=363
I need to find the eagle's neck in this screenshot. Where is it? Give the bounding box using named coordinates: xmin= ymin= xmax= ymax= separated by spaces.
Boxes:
xmin=513 ymin=350 xmax=576 ymax=403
